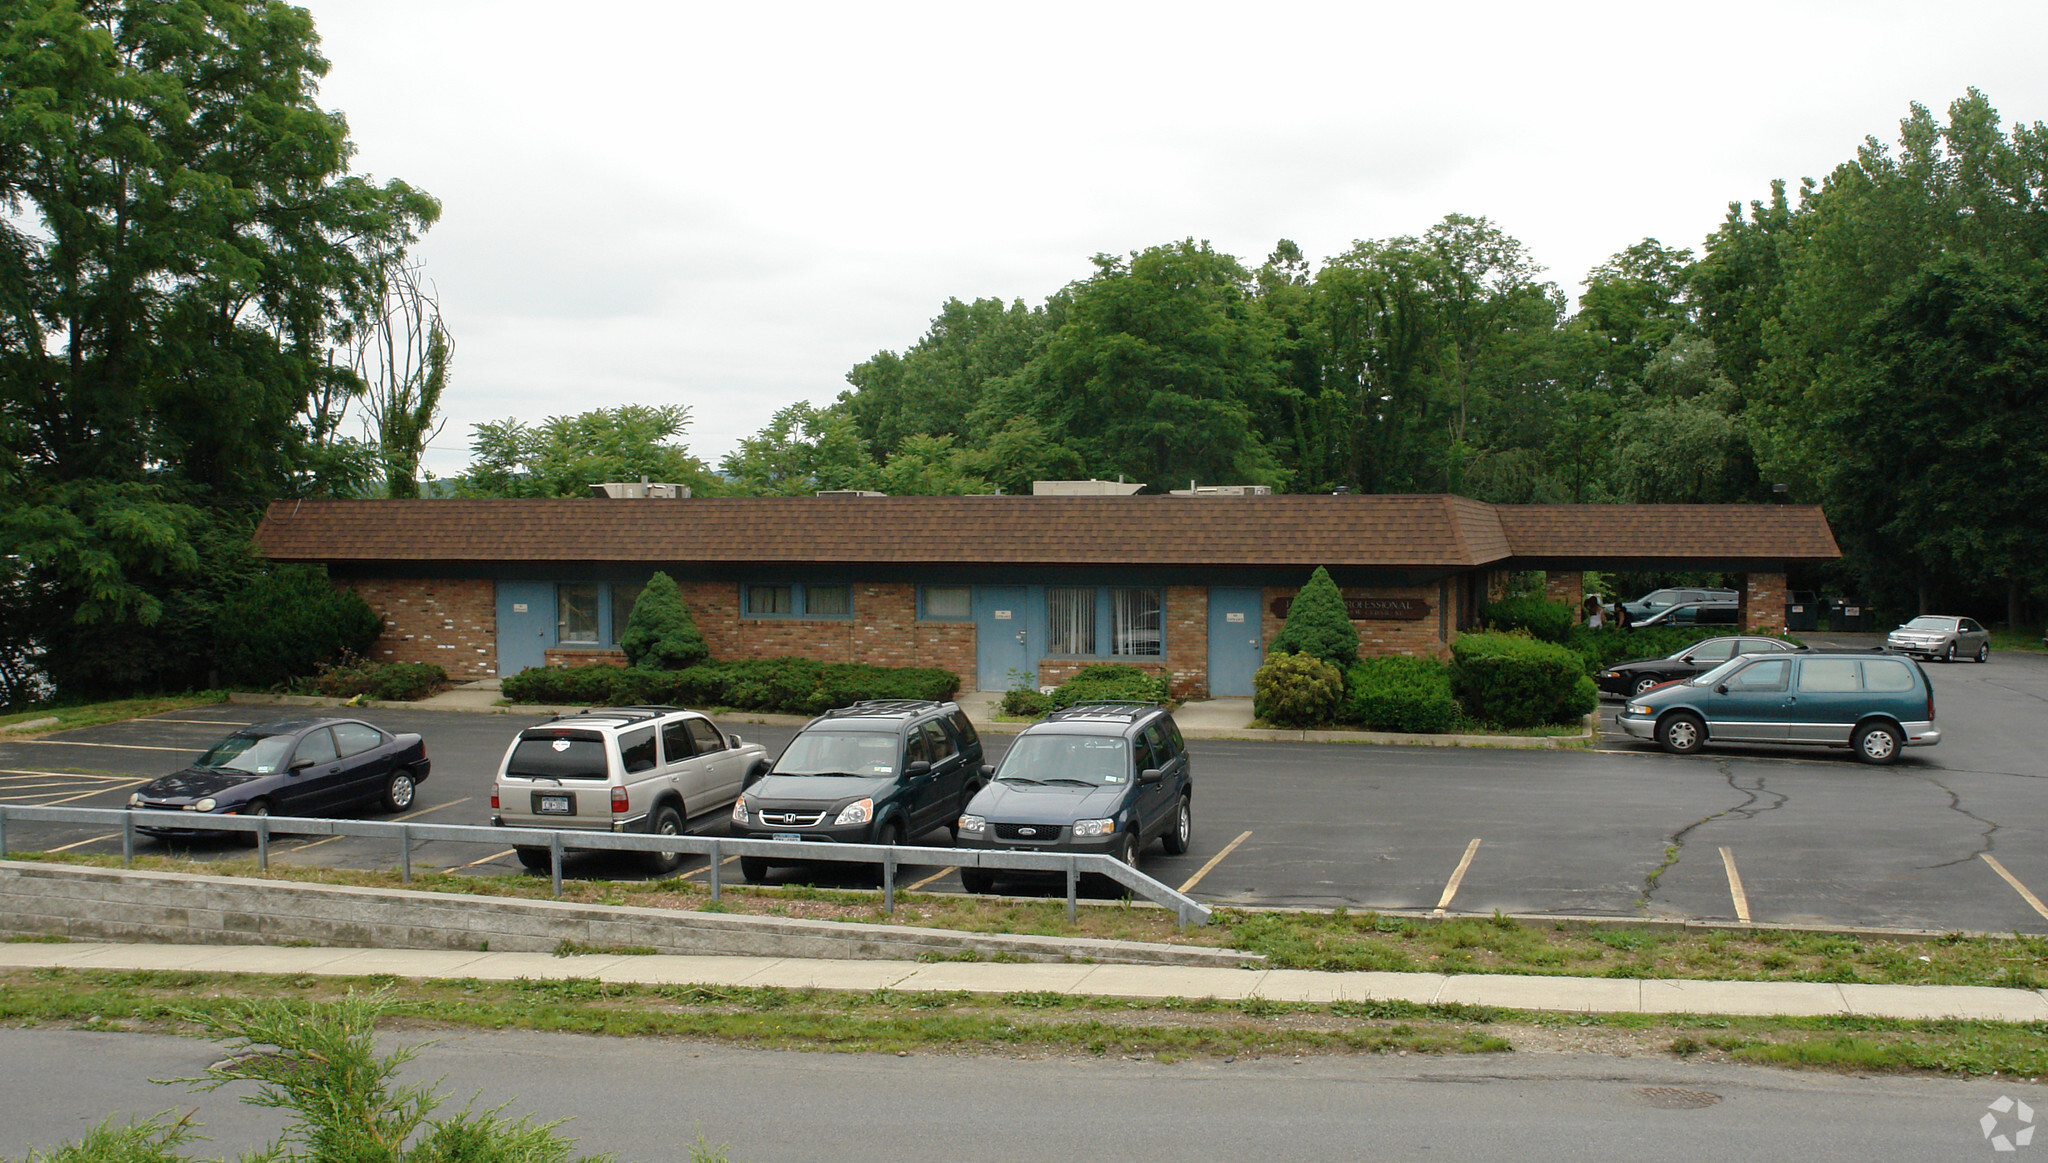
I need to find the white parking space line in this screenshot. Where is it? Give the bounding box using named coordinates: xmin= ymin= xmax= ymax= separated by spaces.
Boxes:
xmin=1720 ymin=846 xmax=1752 ymax=924
xmin=1177 ymin=830 xmax=1252 ymax=894
xmin=1982 ymin=854 xmax=2048 ymax=923
xmin=45 ymin=832 xmax=119 ymax=853
xmin=905 ymin=867 xmax=955 ymax=891
xmin=137 ymin=719 xmax=251 ymax=727
xmin=8 ymin=740 xmax=192 ymax=752
xmin=0 ymin=770 xmax=136 ymax=782
xmin=289 ymin=798 xmax=472 ymax=852
xmin=28 ymin=780 xmax=152 ymax=807
xmin=1432 ymin=838 xmax=1483 ymax=918
xmin=443 ymin=849 xmax=515 ymax=872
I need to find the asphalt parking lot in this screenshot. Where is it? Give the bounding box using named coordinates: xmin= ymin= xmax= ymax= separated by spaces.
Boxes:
xmin=4 ymin=643 xmax=2045 ymax=934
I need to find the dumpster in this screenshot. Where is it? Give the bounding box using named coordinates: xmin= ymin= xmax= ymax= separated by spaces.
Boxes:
xmin=1831 ymin=600 xmax=1873 ymax=632
xmin=1785 ymin=591 xmax=1819 ymax=632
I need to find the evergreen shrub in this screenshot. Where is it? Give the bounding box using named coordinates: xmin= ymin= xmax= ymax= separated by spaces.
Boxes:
xmin=1450 ymin=630 xmax=1599 ymax=728
xmin=499 ymin=658 xmax=958 ymax=714
xmin=306 ymin=660 xmax=449 ymax=702
xmin=1050 ymin=663 xmax=1168 ymax=708
xmin=1341 ymin=657 xmax=1461 ymax=733
xmin=1482 ymin=596 xmax=1574 ymax=643
xmin=1253 ymin=651 xmax=1343 ymax=727
xmin=214 ymin=566 xmax=382 ymax=689
xmin=1001 ymin=688 xmax=1053 ymax=718
xmin=1269 ymin=566 xmax=1359 ymax=668
xmin=618 ymin=571 xmax=708 ymax=669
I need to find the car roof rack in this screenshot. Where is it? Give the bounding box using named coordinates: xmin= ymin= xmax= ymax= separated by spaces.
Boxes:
xmin=821 ymin=699 xmax=944 ymax=720
xmin=1047 ymin=701 xmax=1159 ymax=723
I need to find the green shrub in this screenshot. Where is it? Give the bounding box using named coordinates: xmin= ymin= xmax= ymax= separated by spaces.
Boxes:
xmin=500 ymin=657 xmax=959 ymax=715
xmin=213 ymin=566 xmax=383 ymax=689
xmin=305 ymin=660 xmax=449 ymax=702
xmin=1341 ymin=657 xmax=1461 ymax=733
xmin=1269 ymin=566 xmax=1359 ymax=668
xmin=500 ymin=664 xmax=643 ymax=706
xmin=1450 ymin=630 xmax=1599 ymax=728
xmin=1050 ymin=663 xmax=1168 ymax=708
xmin=1254 ymin=651 xmax=1343 ymax=727
xmin=1482 ymin=596 xmax=1574 ymax=643
xmin=618 ymin=570 xmax=709 ymax=669
xmin=1001 ymin=688 xmax=1053 ymax=717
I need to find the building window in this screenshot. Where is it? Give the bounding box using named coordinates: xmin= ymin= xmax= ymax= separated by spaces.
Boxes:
xmin=1111 ymin=587 xmax=1162 ymax=656
xmin=558 ymin=584 xmax=599 ymax=644
xmin=742 ymin=583 xmax=852 ymax=619
xmin=608 ymin=582 xmax=646 ymax=646
xmin=1047 ymin=587 xmax=1097 ymax=655
xmin=921 ymin=585 xmax=971 ymax=621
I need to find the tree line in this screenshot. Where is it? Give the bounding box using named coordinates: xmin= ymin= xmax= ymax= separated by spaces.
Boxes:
xmin=2 ymin=0 xmax=2041 ymax=704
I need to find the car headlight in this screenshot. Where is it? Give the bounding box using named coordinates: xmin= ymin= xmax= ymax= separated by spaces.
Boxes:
xmin=835 ymin=798 xmax=873 ymax=826
xmin=194 ymin=798 xmax=216 ymax=812
xmin=732 ymin=796 xmax=747 ymax=824
xmin=957 ymin=814 xmax=986 ymax=835
xmin=1072 ymin=817 xmax=1116 ymax=837
xmin=1626 ymin=703 xmax=1652 ymax=716
xmin=128 ymin=792 xmax=143 ymax=807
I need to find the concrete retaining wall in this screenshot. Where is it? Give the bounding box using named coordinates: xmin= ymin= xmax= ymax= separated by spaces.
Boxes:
xmin=0 ymin=861 xmax=1254 ymax=968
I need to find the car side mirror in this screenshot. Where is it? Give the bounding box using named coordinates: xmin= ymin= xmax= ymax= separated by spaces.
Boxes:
xmin=1139 ymin=767 xmax=1164 ymax=784
xmin=904 ymin=760 xmax=932 ymax=777
xmin=728 ymin=734 xmax=743 ymax=748
xmin=979 ymin=763 xmax=995 ymax=779
xmin=288 ymin=759 xmax=314 ymax=773
xmin=1715 ymin=684 xmax=1729 ymax=695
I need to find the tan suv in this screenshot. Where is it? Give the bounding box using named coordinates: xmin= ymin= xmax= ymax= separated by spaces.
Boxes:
xmin=491 ymin=706 xmax=768 ymax=873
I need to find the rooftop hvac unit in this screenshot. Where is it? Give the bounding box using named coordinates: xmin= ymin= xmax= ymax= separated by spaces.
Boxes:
xmin=1167 ymin=484 xmax=1272 ymax=497
xmin=1031 ymin=479 xmax=1145 ymax=496
xmin=590 ymin=481 xmax=691 ymax=499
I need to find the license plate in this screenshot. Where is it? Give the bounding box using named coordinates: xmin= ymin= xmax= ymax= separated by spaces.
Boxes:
xmin=537 ymin=796 xmax=571 ymax=815
xmin=772 ymin=833 xmax=802 ymax=842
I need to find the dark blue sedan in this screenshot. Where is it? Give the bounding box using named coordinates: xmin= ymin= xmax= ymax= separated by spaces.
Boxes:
xmin=128 ymin=717 xmax=430 ymax=834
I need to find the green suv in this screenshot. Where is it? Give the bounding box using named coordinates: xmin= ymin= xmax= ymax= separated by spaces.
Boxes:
xmin=1615 ymin=650 xmax=1938 ymax=764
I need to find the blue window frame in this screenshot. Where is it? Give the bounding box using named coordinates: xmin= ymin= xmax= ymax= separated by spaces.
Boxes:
xmin=1045 ymin=586 xmax=1164 ymax=658
xmin=743 ymin=583 xmax=854 ymax=619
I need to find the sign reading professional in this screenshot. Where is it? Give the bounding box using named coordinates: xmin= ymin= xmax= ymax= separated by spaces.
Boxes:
xmin=1270 ymin=595 xmax=1432 ymax=621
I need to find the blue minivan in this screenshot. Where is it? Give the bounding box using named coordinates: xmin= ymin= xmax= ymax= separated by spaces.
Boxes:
xmin=1615 ymin=651 xmax=1938 ymax=764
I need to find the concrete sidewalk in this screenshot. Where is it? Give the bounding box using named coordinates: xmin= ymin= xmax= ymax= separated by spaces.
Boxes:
xmin=4 ymin=941 xmax=2044 ymax=1022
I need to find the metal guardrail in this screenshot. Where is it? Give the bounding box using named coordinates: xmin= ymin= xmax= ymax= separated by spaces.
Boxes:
xmin=0 ymin=805 xmax=1212 ymax=927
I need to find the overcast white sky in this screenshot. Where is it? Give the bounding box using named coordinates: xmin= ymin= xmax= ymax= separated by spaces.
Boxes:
xmin=298 ymin=0 xmax=2048 ymax=480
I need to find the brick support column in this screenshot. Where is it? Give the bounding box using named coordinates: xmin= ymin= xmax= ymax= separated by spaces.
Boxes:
xmin=1742 ymin=572 xmax=1787 ymax=634
xmin=1543 ymin=572 xmax=1584 ymax=619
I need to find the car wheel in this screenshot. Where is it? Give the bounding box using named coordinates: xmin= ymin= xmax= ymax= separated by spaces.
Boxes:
xmin=1657 ymin=712 xmax=1706 ymax=756
xmin=514 ymin=845 xmax=551 ymax=872
xmin=959 ymin=868 xmax=995 ymax=895
xmin=1978 ymin=643 xmax=1990 ymax=663
xmin=240 ymin=797 xmax=275 ymax=846
xmin=1631 ymin=676 xmax=1662 ymax=698
xmin=870 ymin=820 xmax=907 ymax=886
xmin=643 ymin=804 xmax=685 ymax=875
xmin=1161 ymin=795 xmax=1192 ymax=855
xmin=1853 ymin=722 xmax=1902 ymax=765
xmin=381 ymin=770 xmax=416 ymax=813
xmin=1119 ymin=832 xmax=1142 ymax=867
xmin=740 ymin=855 xmax=774 ymax=883
xmin=1943 ymin=642 xmax=1956 ymax=663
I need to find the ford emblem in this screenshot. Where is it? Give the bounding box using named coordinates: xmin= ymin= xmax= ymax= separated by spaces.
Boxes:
xmin=1019 ymin=827 xmax=1036 ymax=836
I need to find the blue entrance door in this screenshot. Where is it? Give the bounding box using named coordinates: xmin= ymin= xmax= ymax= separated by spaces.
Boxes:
xmin=974 ymin=586 xmax=1032 ymax=691
xmin=495 ymin=581 xmax=553 ymax=677
xmin=1207 ymin=588 xmax=1265 ymax=697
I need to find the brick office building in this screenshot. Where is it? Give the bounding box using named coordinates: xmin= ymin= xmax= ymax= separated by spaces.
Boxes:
xmin=251 ymin=494 xmax=1840 ymax=699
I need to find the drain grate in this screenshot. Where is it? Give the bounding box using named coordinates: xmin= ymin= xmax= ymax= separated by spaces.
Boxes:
xmin=1633 ymin=1086 xmax=1723 ymax=1109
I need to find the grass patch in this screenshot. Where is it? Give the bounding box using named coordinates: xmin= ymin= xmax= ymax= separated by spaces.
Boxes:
xmin=4 ymin=968 xmax=2047 ymax=1077
xmin=0 ymin=692 xmax=230 ymax=735
xmin=14 ymin=852 xmax=2048 ymax=989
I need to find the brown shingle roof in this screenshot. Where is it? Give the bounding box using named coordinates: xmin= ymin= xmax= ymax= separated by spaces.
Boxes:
xmin=251 ymin=496 xmax=1839 ymax=569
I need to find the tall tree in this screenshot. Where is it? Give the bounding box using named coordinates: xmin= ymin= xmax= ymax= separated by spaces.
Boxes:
xmin=458 ymin=405 xmax=719 ymax=498
xmin=344 ymin=258 xmax=450 ymax=498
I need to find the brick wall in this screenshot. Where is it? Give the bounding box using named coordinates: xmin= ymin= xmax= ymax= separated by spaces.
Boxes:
xmin=1742 ymin=571 xmax=1787 ymax=634
xmin=1544 ymin=571 xmax=1584 ymax=618
xmin=1263 ymin=583 xmax=1449 ymax=661
xmin=673 ymin=580 xmax=977 ymax=690
xmin=345 ymin=579 xmax=496 ymax=679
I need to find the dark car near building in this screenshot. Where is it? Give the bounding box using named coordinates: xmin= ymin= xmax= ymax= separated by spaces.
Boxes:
xmin=128 ymin=717 xmax=430 ymax=835
xmin=1595 ymin=636 xmax=1806 ymax=699
xmin=1631 ymin=601 xmax=1740 ymax=630
xmin=1615 ymin=650 xmax=1938 ymax=765
xmin=953 ymin=702 xmax=1192 ymax=893
xmin=730 ymin=700 xmax=988 ymax=882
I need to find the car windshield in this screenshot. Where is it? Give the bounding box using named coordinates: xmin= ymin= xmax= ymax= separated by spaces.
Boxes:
xmin=1903 ymin=616 xmax=1954 ymax=631
xmin=1689 ymin=658 xmax=1749 ymax=687
xmin=773 ymin=729 xmax=899 ymax=777
xmin=996 ymin=734 xmax=1130 ymax=787
xmin=194 ymin=732 xmax=295 ymax=775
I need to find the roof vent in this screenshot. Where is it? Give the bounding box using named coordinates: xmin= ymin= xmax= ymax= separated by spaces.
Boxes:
xmin=1031 ymin=479 xmax=1144 ymax=496
xmin=590 ymin=481 xmax=690 ymax=499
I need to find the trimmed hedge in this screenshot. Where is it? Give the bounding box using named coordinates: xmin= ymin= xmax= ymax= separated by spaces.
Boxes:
xmin=499 ymin=658 xmax=960 ymax=715
xmin=304 ymin=661 xmax=449 ymax=702
xmin=1001 ymin=688 xmax=1053 ymax=718
xmin=1481 ymin=596 xmax=1574 ymax=643
xmin=1270 ymin=566 xmax=1360 ymax=668
xmin=1450 ymin=630 xmax=1599 ymax=729
xmin=1254 ymin=652 xmax=1343 ymax=728
xmin=1051 ymin=663 xmax=1168 ymax=709
xmin=1341 ymin=657 xmax=1460 ymax=734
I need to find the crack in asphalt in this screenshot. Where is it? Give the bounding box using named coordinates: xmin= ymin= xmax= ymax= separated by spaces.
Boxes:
xmin=1909 ymin=771 xmax=2001 ymax=869
xmin=1640 ymin=761 xmax=1788 ymax=907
